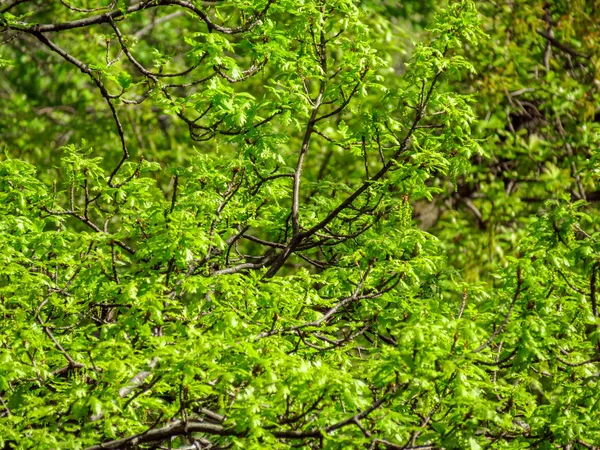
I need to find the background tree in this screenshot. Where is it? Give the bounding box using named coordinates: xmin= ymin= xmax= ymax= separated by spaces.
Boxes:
xmin=0 ymin=1 xmax=599 ymax=449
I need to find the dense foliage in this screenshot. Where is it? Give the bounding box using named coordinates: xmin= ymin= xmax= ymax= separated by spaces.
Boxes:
xmin=1 ymin=1 xmax=599 ymax=449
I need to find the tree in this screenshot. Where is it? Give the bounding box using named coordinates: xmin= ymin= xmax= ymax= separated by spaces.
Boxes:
xmin=0 ymin=0 xmax=599 ymax=449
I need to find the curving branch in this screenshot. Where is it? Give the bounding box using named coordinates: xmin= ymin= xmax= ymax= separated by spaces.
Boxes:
xmin=7 ymin=0 xmax=273 ymax=35
xmin=0 ymin=0 xmax=31 ymax=14
xmin=58 ymin=0 xmax=116 ymax=13
xmin=84 ymin=384 xmax=399 ymax=450
xmin=29 ymin=31 xmax=130 ymax=186
xmin=263 ymin=69 xmax=445 ymax=278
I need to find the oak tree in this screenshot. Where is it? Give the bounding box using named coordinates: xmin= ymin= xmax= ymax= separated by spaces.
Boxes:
xmin=1 ymin=1 xmax=599 ymax=449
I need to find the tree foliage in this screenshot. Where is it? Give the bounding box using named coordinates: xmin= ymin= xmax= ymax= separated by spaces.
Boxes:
xmin=0 ymin=0 xmax=599 ymax=449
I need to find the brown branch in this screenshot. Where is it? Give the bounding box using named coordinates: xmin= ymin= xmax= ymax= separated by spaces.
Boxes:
xmin=29 ymin=31 xmax=130 ymax=187
xmin=314 ymin=69 xmax=369 ymax=123
xmin=213 ymin=258 xmax=274 ymax=276
xmin=42 ymin=206 xmax=135 ymax=255
xmin=591 ymin=263 xmax=598 ymax=317
xmin=555 ymin=355 xmax=600 ymax=367
xmin=37 ymin=317 xmax=85 ymax=371
xmin=537 ymin=30 xmax=590 ymax=60
xmin=291 ymin=85 xmax=325 ymax=237
xmin=258 ymin=270 xmax=404 ymax=340
xmin=9 ymin=0 xmax=273 ymax=35
xmin=169 ymin=175 xmax=179 ymax=215
xmin=214 ymin=59 xmax=268 ymax=83
xmin=85 ymin=385 xmax=396 ymax=449
xmin=84 ymin=420 xmax=235 ymax=450
xmin=0 ymin=0 xmax=31 ymax=14
xmin=59 ymin=0 xmax=116 ymax=13
xmin=263 ymin=68 xmax=445 ymax=278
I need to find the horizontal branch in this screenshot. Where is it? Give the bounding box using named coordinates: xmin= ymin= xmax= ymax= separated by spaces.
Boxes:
xmin=8 ymin=0 xmax=271 ymax=35
xmin=85 ymin=386 xmax=395 ymax=449
xmin=537 ymin=30 xmax=590 ymax=59
xmin=84 ymin=420 xmax=234 ymax=450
